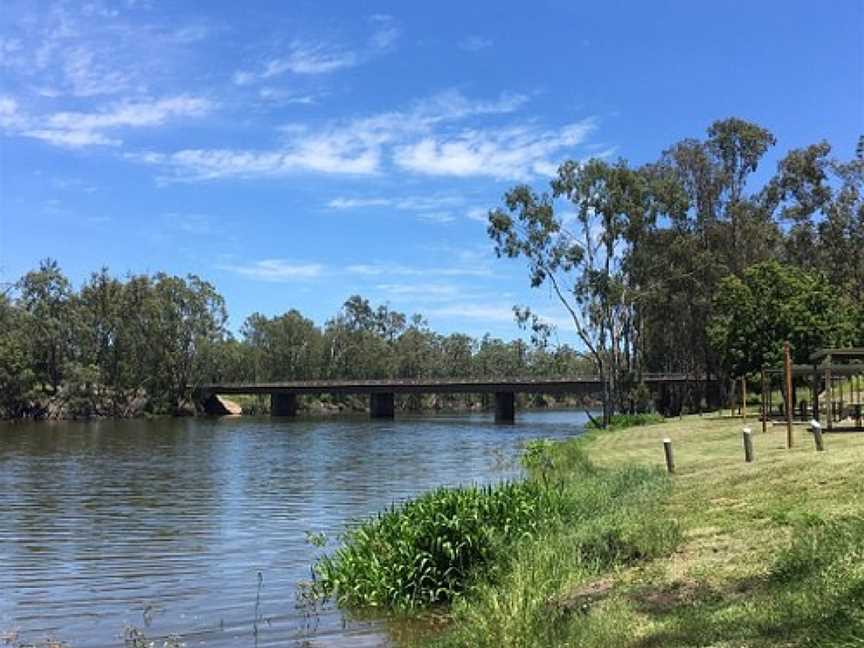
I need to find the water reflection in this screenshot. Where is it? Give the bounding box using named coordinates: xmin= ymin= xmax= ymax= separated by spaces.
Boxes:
xmin=0 ymin=410 xmax=586 ymax=647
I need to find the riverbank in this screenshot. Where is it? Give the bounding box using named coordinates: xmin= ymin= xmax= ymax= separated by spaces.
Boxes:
xmin=0 ymin=391 xmax=597 ymax=421
xmin=317 ymin=413 xmax=864 ymax=646
xmin=437 ymin=415 xmax=864 ymax=646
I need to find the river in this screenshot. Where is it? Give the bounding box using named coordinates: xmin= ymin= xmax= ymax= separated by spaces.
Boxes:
xmin=0 ymin=410 xmax=589 ymax=647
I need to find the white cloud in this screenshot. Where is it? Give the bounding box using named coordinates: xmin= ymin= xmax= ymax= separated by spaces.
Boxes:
xmin=218 ymin=259 xmax=325 ymax=281
xmin=425 ymin=303 xmax=516 ymax=322
xmin=257 ymin=87 xmax=318 ymax=105
xmin=23 ymin=129 xmax=121 ymax=147
xmin=2 ymin=95 xmax=213 ymax=149
xmin=377 ymin=283 xmax=462 ymax=297
xmin=0 ymin=97 xmax=26 ymax=129
xmin=1 ymin=3 xmax=211 ymax=99
xmin=61 ymin=45 xmax=135 ymax=97
xmin=346 ymin=263 xmax=491 ymax=277
xmin=131 ymin=89 xmax=549 ymax=180
xmin=459 ymin=35 xmax=493 ymax=52
xmin=234 ymin=42 xmax=359 ymax=84
xmin=233 ymin=16 xmax=401 ymax=86
xmin=47 ymin=96 xmax=212 ymax=131
xmin=425 ymin=303 xmax=575 ymax=329
xmin=368 ymin=14 xmax=401 ymax=50
xmin=466 ymin=207 xmax=489 ymax=222
xmin=418 ymin=211 xmax=455 ymax=223
xmin=327 ymin=194 xmax=465 ymax=211
xmin=137 ymin=141 xmax=380 ymax=180
xmin=328 ymin=197 xmax=394 ymax=209
xmin=393 ymin=119 xmax=597 ymax=180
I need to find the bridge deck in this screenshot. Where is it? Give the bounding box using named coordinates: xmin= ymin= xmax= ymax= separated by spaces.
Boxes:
xmin=199 ymin=374 xmax=698 ymax=396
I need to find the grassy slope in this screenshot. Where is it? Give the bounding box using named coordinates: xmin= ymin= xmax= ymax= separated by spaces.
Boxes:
xmin=431 ymin=415 xmax=864 ymax=647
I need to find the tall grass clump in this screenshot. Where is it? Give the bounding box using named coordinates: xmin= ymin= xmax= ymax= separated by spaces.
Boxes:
xmin=430 ymin=440 xmax=679 ymax=647
xmin=313 ymin=439 xmax=679 ymax=625
xmin=313 ymin=480 xmax=570 ymax=609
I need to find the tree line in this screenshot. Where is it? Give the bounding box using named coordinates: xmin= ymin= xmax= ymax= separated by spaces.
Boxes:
xmin=490 ymin=118 xmax=863 ymax=425
xmin=0 ymin=269 xmax=591 ymax=419
xmin=1 ymin=118 xmax=861 ymax=422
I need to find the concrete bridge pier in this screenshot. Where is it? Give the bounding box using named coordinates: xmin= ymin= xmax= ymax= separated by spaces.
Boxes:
xmin=271 ymin=393 xmax=298 ymax=417
xmin=495 ymin=391 xmax=515 ymax=424
xmin=370 ymin=392 xmax=395 ymax=418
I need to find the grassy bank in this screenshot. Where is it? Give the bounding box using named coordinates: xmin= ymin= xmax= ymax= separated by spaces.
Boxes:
xmin=317 ymin=413 xmax=864 ymax=647
xmin=435 ymin=415 xmax=864 ymax=647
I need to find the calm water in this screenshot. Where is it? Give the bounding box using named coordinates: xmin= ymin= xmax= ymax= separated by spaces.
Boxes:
xmin=0 ymin=410 xmax=588 ymax=647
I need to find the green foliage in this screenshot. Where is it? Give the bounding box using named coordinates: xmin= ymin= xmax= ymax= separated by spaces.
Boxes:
xmin=708 ymin=260 xmax=856 ymax=376
xmin=312 ymin=441 xmax=677 ymax=614
xmin=586 ymin=412 xmax=665 ymax=430
xmin=313 ymin=480 xmax=568 ymax=609
xmin=0 ymin=293 xmax=37 ymax=417
xmin=492 ymin=119 xmax=863 ymax=417
xmin=427 ymin=440 xmax=678 ymax=647
xmin=1 ymin=261 xmax=229 ymax=418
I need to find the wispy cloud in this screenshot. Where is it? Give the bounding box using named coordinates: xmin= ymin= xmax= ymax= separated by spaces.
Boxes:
xmin=218 ymin=259 xmax=325 ymax=281
xmin=2 ymin=95 xmax=213 ymax=149
xmin=393 ymin=119 xmax=597 ymax=180
xmin=376 ymin=283 xmax=463 ymax=297
xmin=425 ymin=303 xmax=517 ymax=322
xmin=459 ymin=35 xmax=493 ymax=52
xmin=346 ymin=263 xmax=491 ymax=277
xmin=1 ymin=2 xmax=212 ymax=99
xmin=233 ymin=16 xmax=400 ymax=85
xmin=326 ymin=194 xmax=466 ymax=219
xmin=129 ymin=89 xmax=577 ymax=181
xmin=424 ymin=303 xmax=575 ymax=329
xmin=466 ymin=207 xmax=490 ymax=222
xmin=234 ymin=43 xmax=359 ymax=84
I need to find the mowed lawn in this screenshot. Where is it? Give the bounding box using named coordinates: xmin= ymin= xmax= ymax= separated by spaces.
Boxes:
xmin=583 ymin=414 xmax=864 ymax=647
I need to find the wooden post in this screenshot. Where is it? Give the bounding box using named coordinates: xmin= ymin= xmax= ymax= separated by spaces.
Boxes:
xmin=761 ymin=370 xmax=767 ymax=434
xmin=663 ymin=438 xmax=674 ymax=474
xmin=784 ymin=341 xmax=794 ymax=449
xmin=741 ymin=376 xmax=748 ymax=420
xmin=825 ymin=355 xmax=833 ymax=431
xmin=730 ymin=380 xmax=736 ymax=418
xmin=742 ymin=427 xmax=754 ymax=462
xmin=812 ymin=365 xmax=819 ymax=422
xmin=839 ymin=378 xmax=845 ymax=423
xmin=810 ymin=420 xmax=824 ymax=452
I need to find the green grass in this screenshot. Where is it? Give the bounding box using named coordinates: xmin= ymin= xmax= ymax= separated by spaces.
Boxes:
xmin=313 ymin=436 xmax=678 ymax=630
xmin=312 ymin=480 xmax=574 ymax=609
xmin=317 ymin=412 xmax=864 ymax=646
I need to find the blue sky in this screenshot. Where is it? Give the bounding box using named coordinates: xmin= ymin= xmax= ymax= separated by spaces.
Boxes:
xmin=1 ymin=1 xmax=861 ymax=340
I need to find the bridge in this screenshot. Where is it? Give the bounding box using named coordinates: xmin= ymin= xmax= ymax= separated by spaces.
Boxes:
xmin=197 ymin=373 xmax=701 ymax=423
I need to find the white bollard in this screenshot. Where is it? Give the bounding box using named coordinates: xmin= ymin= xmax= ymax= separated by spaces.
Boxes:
xmin=742 ymin=427 xmax=754 ymax=462
xmin=809 ymin=419 xmax=824 ymax=452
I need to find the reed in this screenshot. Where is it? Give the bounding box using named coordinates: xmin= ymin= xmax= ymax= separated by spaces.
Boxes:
xmin=313 ymin=479 xmax=570 ymax=609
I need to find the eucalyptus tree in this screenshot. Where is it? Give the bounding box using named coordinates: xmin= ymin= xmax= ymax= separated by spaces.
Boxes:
xmin=0 ymin=292 xmax=36 ymax=417
xmin=241 ymin=309 xmax=323 ymax=381
xmin=145 ymin=273 xmax=228 ymax=411
xmin=16 ymin=258 xmax=78 ymax=395
xmin=488 ymin=157 xmax=652 ymax=424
